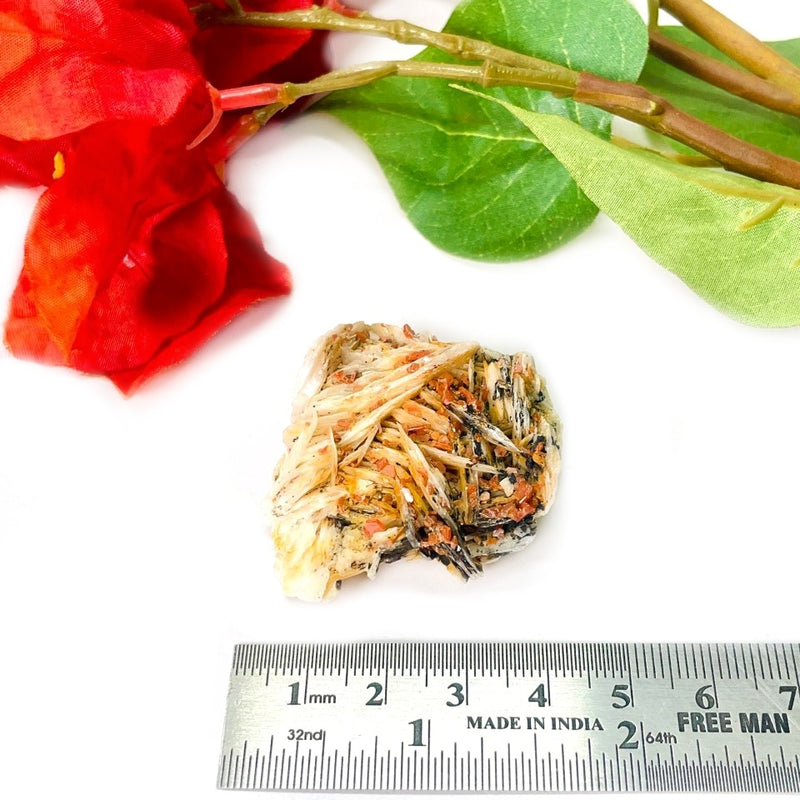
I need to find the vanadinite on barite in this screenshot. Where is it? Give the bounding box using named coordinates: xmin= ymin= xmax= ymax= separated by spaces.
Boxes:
xmin=270 ymin=322 xmax=561 ymax=601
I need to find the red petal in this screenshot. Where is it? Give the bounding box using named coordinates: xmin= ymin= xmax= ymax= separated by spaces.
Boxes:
xmin=68 ymin=194 xmax=228 ymax=374
xmin=8 ymin=125 xmax=149 ymax=356
xmin=0 ymin=0 xmax=203 ymax=140
xmin=192 ymin=0 xmax=317 ymax=90
xmin=0 ymin=133 xmax=67 ymax=186
xmin=4 ymin=272 xmax=69 ymax=366
xmin=4 ymin=115 xmax=291 ymax=393
xmin=105 ymin=190 xmax=291 ymax=394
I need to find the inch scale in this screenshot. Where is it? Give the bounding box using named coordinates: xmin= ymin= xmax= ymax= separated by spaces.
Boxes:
xmin=217 ymin=642 xmax=800 ymax=793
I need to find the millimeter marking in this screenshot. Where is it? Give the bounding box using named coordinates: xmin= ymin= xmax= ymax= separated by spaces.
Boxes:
xmin=218 ymin=642 xmax=800 ymax=792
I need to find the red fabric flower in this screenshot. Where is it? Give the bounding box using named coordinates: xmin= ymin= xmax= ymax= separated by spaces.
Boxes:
xmin=0 ymin=0 xmax=202 ymax=141
xmin=1 ymin=0 xmax=329 ymax=392
xmin=5 ymin=104 xmax=291 ymax=393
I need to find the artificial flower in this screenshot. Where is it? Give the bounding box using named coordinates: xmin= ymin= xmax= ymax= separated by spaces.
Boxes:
xmin=5 ymin=104 xmax=291 ymax=394
xmin=1 ymin=0 xmax=328 ymax=392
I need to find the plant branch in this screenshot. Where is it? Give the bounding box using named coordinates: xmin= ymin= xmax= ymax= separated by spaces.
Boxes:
xmin=220 ymin=60 xmax=597 ymax=115
xmin=647 ymin=0 xmax=660 ymax=30
xmin=204 ymin=2 xmax=800 ymax=190
xmin=658 ymin=0 xmax=800 ymax=91
xmin=649 ymin=29 xmax=800 ymax=116
xmin=210 ymin=5 xmax=579 ymax=89
xmin=574 ymin=72 xmax=800 ymax=189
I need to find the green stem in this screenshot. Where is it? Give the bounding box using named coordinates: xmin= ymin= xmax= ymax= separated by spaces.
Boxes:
xmin=212 ymin=5 xmax=579 ymax=90
xmin=647 ymin=0 xmax=661 ymax=30
xmin=250 ymin=60 xmax=579 ymax=115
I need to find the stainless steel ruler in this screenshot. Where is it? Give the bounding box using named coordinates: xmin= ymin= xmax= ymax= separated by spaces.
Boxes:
xmin=217 ymin=642 xmax=800 ymax=793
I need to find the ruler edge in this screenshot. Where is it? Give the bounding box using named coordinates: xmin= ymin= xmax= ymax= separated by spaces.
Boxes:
xmin=217 ymin=641 xmax=800 ymax=794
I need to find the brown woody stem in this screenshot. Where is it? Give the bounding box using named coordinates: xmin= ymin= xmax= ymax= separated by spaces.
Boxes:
xmin=574 ymin=72 xmax=800 ymax=189
xmin=649 ymin=29 xmax=800 ymax=116
xmin=658 ymin=0 xmax=800 ymax=91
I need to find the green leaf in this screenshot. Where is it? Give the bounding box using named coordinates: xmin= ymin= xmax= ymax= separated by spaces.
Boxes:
xmin=473 ymin=91 xmax=800 ymax=326
xmin=639 ymin=28 xmax=800 ymax=160
xmin=321 ymin=0 xmax=647 ymax=261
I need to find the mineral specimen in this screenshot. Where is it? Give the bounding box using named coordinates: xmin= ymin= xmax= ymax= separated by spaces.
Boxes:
xmin=271 ymin=322 xmax=560 ymax=600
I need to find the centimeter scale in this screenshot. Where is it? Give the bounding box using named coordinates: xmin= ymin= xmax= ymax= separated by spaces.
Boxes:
xmin=217 ymin=642 xmax=800 ymax=793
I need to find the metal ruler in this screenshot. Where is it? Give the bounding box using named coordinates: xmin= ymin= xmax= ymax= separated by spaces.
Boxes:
xmin=217 ymin=642 xmax=800 ymax=793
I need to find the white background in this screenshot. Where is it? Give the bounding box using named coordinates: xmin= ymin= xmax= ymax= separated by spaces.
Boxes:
xmin=0 ymin=1 xmax=797 ymax=798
